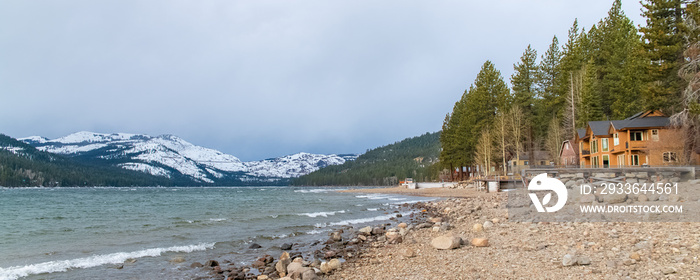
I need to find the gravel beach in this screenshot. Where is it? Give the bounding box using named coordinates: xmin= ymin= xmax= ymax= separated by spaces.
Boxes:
xmin=327 ymin=187 xmax=700 ymax=279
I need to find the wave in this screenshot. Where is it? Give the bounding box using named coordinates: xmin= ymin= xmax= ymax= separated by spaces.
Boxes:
xmin=209 ymin=218 xmax=227 ymax=222
xmin=366 ymin=208 xmax=379 ymax=211
xmin=315 ymin=212 xmax=412 ymax=227
xmin=297 ymin=210 xmax=346 ymax=218
xmin=0 ymin=243 xmax=215 ymax=280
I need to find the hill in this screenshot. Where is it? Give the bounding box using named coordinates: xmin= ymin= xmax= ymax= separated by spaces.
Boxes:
xmin=291 ymin=132 xmax=441 ymax=186
xmin=20 ymin=131 xmax=356 ymax=185
xmin=0 ymin=134 xmax=171 ymax=187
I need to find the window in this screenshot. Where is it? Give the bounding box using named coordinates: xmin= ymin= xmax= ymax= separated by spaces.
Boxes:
xmin=591 ymin=139 xmax=598 ymax=153
xmin=592 ymin=156 xmax=599 ymax=168
xmin=602 ymin=155 xmax=609 ymax=168
xmin=630 ymin=155 xmax=640 ymax=166
xmin=613 ymin=133 xmax=619 ymax=146
xmin=602 ymin=138 xmax=609 ymax=152
xmin=663 ymin=152 xmax=678 ymax=163
xmin=651 ymin=129 xmax=659 ymax=141
xmin=631 ymin=131 xmax=643 ymax=141
xmin=617 ymin=155 xmax=625 ymax=167
xmin=524 ymin=161 xmax=528 ymax=165
xmin=564 ymin=158 xmax=568 ymax=165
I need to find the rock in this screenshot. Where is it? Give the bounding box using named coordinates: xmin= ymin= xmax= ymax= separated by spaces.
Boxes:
xmin=399 ymin=247 xmax=416 ymax=258
xmin=358 ymin=235 xmax=367 ymax=241
xmin=257 ymin=275 xmax=269 ymax=280
xmin=432 ymin=226 xmax=440 ymax=232
xmin=577 ymin=256 xmax=591 ymax=265
xmin=279 ymin=278 xmax=293 ymax=280
xmin=286 ymin=258 xmax=304 ymax=276
xmin=603 ymin=193 xmax=627 ymax=204
xmin=249 ymin=243 xmax=262 ymax=249
xmin=431 ymin=235 xmax=462 ymax=250
xmin=429 ymin=217 xmax=443 ymax=223
xmin=397 ymin=222 xmax=408 ymax=228
xmin=330 ymin=231 xmax=342 ymax=242
xmin=320 ymin=262 xmax=332 ymax=274
xmin=579 ymin=194 xmax=596 ymax=203
xmin=482 ymin=221 xmax=493 ymax=230
xmin=251 ymin=260 xmax=266 ymax=268
xmin=637 ymin=194 xmax=648 ymax=202
xmin=281 ymin=243 xmax=293 ymax=251
xmin=629 ymin=252 xmax=641 ymax=261
xmin=440 ymin=222 xmax=451 ymax=231
xmin=386 ymin=232 xmax=402 ymax=244
xmin=416 ymin=222 xmax=432 ymax=229
xmin=491 ymin=218 xmax=500 ymax=224
xmin=371 ymin=227 xmax=385 ymax=235
xmin=662 ymin=267 xmax=676 ymax=275
xmin=324 ymin=250 xmax=337 ymax=259
xmin=276 ymin=258 xmax=291 ymax=276
xmin=358 ymin=226 xmax=372 ymax=235
xmin=669 ymin=194 xmax=680 ymax=202
xmin=301 ymin=268 xmax=319 ymax=280
xmin=190 ymin=262 xmax=203 ymax=268
xmin=205 ymin=260 xmax=220 ymax=267
xmin=470 ymin=238 xmax=489 ymax=247
xmin=328 ymin=259 xmax=341 ymax=270
xmin=472 ymin=223 xmax=484 ymax=232
xmin=562 ymin=254 xmax=576 ymax=266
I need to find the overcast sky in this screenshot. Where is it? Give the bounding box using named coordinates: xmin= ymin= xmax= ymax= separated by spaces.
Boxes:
xmin=0 ymin=1 xmax=644 ymax=161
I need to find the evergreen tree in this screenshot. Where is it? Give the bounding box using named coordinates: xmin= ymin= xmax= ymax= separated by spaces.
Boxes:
xmin=533 ymin=36 xmax=563 ymax=141
xmin=640 ymin=0 xmax=687 ymax=113
xmin=511 ymin=45 xmax=538 ymax=114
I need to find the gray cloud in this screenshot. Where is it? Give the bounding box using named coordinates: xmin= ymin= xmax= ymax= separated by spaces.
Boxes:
xmin=0 ymin=0 xmax=644 ymax=161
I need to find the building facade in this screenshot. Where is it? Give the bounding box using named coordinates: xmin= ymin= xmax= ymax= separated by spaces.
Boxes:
xmin=578 ymin=111 xmax=696 ymax=167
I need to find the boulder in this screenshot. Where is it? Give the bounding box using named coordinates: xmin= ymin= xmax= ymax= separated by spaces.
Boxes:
xmin=286 ymin=258 xmax=304 ymax=276
xmin=301 ymin=268 xmax=319 ymax=280
xmin=562 ymin=254 xmax=576 ymax=266
xmin=431 ymin=234 xmax=462 ymax=250
xmin=330 ymin=231 xmax=342 ymax=242
xmin=603 ymin=193 xmax=627 ymax=204
xmin=397 ymin=222 xmax=408 ymax=228
xmin=399 ymin=247 xmax=416 ymax=258
xmin=204 ymin=260 xmax=219 ymax=267
xmin=249 ymin=243 xmax=262 ymax=249
xmin=371 ymin=227 xmax=385 ymax=235
xmin=328 ymin=259 xmax=341 ymax=270
xmin=358 ymin=226 xmax=372 ymax=235
xmin=320 ymin=262 xmax=332 ymax=274
xmin=470 ymin=238 xmax=489 ymax=247
xmin=281 ymin=243 xmax=293 ymax=251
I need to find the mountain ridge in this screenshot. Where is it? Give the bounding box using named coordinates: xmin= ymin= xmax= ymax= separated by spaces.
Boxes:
xmin=19 ymin=131 xmax=356 ymax=184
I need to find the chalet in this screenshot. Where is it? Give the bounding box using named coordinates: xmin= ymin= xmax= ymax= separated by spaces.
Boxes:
xmin=508 ymin=151 xmax=552 ymax=173
xmin=559 ymin=140 xmax=579 ymax=167
xmin=578 ymin=111 xmax=698 ymax=167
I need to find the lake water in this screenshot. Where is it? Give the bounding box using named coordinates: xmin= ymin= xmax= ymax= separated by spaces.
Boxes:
xmin=0 ymin=186 xmax=432 ymax=280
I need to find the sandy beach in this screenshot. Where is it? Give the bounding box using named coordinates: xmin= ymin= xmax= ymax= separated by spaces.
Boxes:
xmin=325 ymin=186 xmax=700 ymax=279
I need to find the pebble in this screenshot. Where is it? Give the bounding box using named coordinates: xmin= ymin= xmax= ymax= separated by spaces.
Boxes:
xmin=473 ymin=223 xmax=484 ymax=232
xmin=471 ymin=238 xmax=489 ymax=247
xmin=562 ymin=254 xmax=576 ymax=267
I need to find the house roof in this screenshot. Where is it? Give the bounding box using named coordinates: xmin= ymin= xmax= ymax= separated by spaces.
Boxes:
xmin=577 ymin=128 xmax=586 ymax=139
xmin=588 ymin=121 xmax=612 ymax=136
xmin=613 ymin=116 xmax=670 ymax=130
xmin=559 ymin=140 xmax=579 ymax=157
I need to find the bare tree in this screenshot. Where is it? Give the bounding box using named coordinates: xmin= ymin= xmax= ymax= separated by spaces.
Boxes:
xmin=564 ymin=67 xmax=584 ymax=140
xmin=545 ymin=116 xmax=564 ymax=165
xmin=510 ymin=106 xmax=525 ymax=166
xmin=670 ymin=12 xmax=700 ymax=164
xmin=475 ymin=127 xmax=493 ymax=176
xmin=494 ymin=112 xmax=510 ymax=174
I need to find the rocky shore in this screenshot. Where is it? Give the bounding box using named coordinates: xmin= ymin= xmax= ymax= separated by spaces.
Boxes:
xmin=190 ymin=187 xmax=700 ymax=279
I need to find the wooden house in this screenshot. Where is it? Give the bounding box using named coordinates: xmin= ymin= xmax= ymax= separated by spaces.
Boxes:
xmin=578 ymin=111 xmax=698 ymax=167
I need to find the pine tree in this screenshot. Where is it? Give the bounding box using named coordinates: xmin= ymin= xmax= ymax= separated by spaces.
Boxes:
xmin=511 ymin=45 xmax=538 ymax=114
xmin=640 ymin=0 xmax=686 ymax=113
xmin=533 ymin=36 xmax=563 ymax=141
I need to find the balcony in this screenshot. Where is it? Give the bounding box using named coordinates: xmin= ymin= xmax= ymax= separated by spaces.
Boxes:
xmin=581 ymin=149 xmax=590 ymax=156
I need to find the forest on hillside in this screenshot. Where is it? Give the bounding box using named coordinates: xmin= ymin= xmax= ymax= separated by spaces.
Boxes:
xmin=0 ymin=134 xmax=172 ymax=187
xmin=291 ymin=132 xmax=441 ymax=186
xmin=440 ymin=0 xmax=700 ymax=178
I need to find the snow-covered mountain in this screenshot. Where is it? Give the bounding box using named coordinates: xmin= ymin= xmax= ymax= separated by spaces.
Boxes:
xmin=20 ymin=131 xmax=356 ymax=184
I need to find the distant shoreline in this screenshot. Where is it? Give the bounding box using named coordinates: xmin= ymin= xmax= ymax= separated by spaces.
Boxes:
xmin=338 ymin=185 xmax=486 ymax=198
